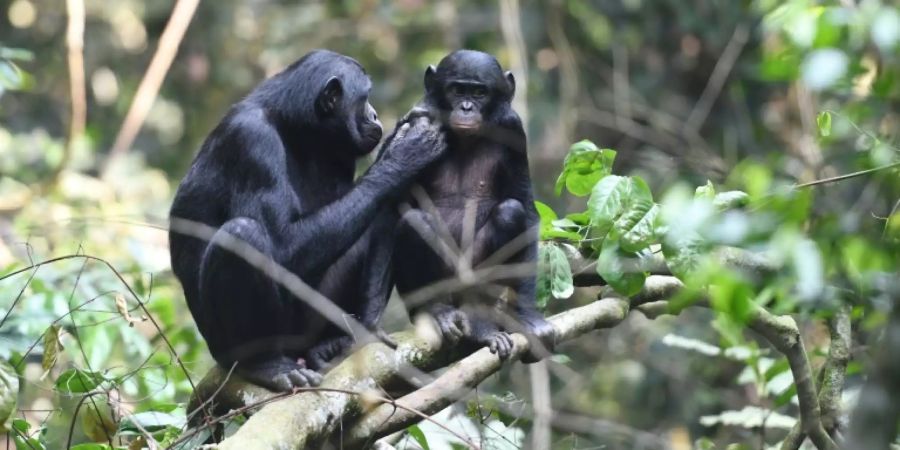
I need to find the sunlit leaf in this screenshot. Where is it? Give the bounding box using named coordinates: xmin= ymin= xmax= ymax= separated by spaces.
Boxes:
xmin=11 ymin=418 xmax=45 ymax=450
xmin=699 ymin=406 xmax=796 ymax=430
xmin=80 ymin=394 xmax=117 ymax=443
xmin=587 ymin=175 xmax=630 ymax=239
xmin=712 ymin=191 xmax=750 ymax=210
xmin=407 ymin=424 xmax=431 ymax=450
xmin=556 ymin=140 xmax=616 ymax=196
xmin=619 ymin=203 xmax=659 ymax=253
xmin=118 ymin=411 xmax=184 ymax=434
xmin=816 ymin=111 xmax=832 ymax=137
xmin=55 ymin=369 xmax=108 ymax=393
xmin=41 ymin=325 xmax=63 ymax=378
xmin=0 ymin=61 xmax=23 ymax=90
xmin=0 ymin=47 xmax=34 ymax=61
xmin=695 ymin=180 xmax=715 ymax=200
xmin=537 ymin=243 xmax=574 ymax=306
xmin=0 ymin=359 xmax=18 ymax=432
xmin=801 ymin=48 xmax=847 ymax=91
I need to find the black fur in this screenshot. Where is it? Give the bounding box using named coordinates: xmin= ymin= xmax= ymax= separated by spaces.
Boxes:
xmin=392 ymin=50 xmax=555 ymax=362
xmin=169 ymin=50 xmax=446 ymax=391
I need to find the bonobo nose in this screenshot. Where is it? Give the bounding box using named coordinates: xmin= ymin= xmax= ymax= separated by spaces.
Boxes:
xmin=461 ymin=101 xmax=474 ymax=112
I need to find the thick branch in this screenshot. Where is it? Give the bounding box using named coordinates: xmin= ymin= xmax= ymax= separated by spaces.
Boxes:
xmin=781 ymin=306 xmax=851 ymax=450
xmin=199 ymin=250 xmax=833 ymax=449
xmin=748 ymin=308 xmax=838 ymax=450
xmin=341 ymin=296 xmax=633 ymax=447
xmin=214 ymin=330 xmax=441 ymax=449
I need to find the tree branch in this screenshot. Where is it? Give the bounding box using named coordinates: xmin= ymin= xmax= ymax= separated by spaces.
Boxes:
xmin=195 ymin=252 xmax=837 ymax=450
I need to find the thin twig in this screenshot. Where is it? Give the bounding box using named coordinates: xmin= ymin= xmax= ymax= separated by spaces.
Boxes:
xmin=683 ymin=23 xmax=750 ymax=134
xmin=102 ymin=0 xmax=200 ymax=177
xmin=794 ymin=161 xmax=900 ymax=188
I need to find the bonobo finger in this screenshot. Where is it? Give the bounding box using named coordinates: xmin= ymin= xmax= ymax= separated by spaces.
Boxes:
xmin=270 ymin=373 xmax=293 ymax=392
xmin=453 ymin=313 xmax=472 ymax=336
xmin=287 ymin=369 xmax=311 ymax=388
xmin=395 ymin=122 xmax=411 ymax=140
xmin=301 ymin=368 xmax=323 ymax=386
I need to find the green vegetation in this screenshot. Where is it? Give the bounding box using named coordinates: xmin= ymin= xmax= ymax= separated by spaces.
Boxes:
xmin=0 ymin=0 xmax=898 ymax=449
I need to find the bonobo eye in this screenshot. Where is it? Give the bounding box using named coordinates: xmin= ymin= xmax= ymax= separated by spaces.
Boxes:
xmin=472 ymin=86 xmax=487 ymax=98
xmin=448 ymin=84 xmax=463 ymax=97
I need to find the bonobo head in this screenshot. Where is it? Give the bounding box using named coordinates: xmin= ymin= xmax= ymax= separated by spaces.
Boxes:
xmin=254 ymin=50 xmax=383 ymax=157
xmin=424 ymin=50 xmax=515 ymax=137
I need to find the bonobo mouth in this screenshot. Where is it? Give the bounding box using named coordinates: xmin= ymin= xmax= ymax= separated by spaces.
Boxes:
xmin=449 ymin=120 xmax=481 ymax=135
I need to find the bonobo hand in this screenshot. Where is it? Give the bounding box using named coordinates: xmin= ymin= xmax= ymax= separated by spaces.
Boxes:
xmin=380 ymin=111 xmax=447 ymax=174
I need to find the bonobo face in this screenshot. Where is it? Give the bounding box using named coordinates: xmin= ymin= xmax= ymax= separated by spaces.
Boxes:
xmin=425 ymin=50 xmax=515 ymax=137
xmin=349 ymin=80 xmax=383 ymax=155
xmin=315 ymin=62 xmax=383 ymax=157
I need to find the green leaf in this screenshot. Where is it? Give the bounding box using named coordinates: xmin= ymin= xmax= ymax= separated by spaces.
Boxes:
xmin=587 ymin=175 xmax=630 ymax=238
xmin=407 ymin=424 xmax=431 ymax=450
xmin=534 ymin=200 xmax=558 ymax=227
xmin=662 ymin=232 xmax=707 ymax=280
xmin=712 ymin=191 xmax=750 ymax=210
xmin=695 ymin=180 xmax=716 ymax=199
xmin=69 ymin=444 xmax=114 ymax=450
xmin=596 ymin=243 xmax=647 ymax=296
xmin=616 ymin=189 xmax=659 ymax=252
xmin=0 ymin=359 xmax=18 ymax=432
xmin=0 ymin=61 xmax=23 ymax=90
xmin=41 ymin=325 xmax=63 ymax=377
xmin=565 ymin=212 xmax=590 ymax=225
xmin=816 ymin=111 xmax=832 ymax=137
xmin=118 ymin=411 xmax=184 ymax=434
xmin=0 ymin=47 xmax=34 ymax=61
xmin=556 ymin=140 xmax=616 ymax=196
xmin=55 ymin=369 xmax=108 ymax=393
xmin=548 ymin=244 xmax=574 ymax=299
xmin=11 ymin=418 xmax=45 ymax=450
xmin=588 ymin=175 xmax=658 ymax=252
xmin=694 ymin=437 xmax=716 ymax=450
xmin=536 ymin=243 xmax=574 ymax=306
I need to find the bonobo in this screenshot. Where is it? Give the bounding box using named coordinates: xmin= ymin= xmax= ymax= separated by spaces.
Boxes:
xmin=169 ymin=50 xmax=446 ymax=391
xmin=392 ymin=50 xmax=555 ymax=361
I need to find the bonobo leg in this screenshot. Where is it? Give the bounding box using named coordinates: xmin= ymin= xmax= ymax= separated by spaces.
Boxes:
xmin=199 ymin=217 xmax=321 ymax=391
xmin=305 ymin=209 xmax=399 ymax=371
xmin=394 ymin=208 xmax=471 ymax=343
xmin=470 ymin=199 xmax=556 ymax=363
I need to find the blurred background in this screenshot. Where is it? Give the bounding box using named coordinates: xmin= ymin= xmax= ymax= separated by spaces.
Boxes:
xmin=0 ymin=0 xmax=898 ymax=449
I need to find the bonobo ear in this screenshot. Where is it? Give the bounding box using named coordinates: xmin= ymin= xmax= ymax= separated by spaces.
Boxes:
xmin=505 ymin=71 xmax=516 ymax=97
xmin=316 ymin=76 xmax=343 ymax=116
xmin=424 ymin=65 xmax=437 ymax=93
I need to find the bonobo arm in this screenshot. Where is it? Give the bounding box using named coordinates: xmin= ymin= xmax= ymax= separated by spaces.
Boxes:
xmin=227 ymin=112 xmax=445 ymax=281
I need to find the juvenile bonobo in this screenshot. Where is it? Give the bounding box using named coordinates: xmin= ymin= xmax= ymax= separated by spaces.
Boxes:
xmin=169 ymin=50 xmax=446 ymax=392
xmin=392 ymin=50 xmax=555 ymax=362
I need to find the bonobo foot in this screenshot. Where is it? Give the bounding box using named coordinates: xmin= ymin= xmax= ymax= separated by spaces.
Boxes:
xmin=237 ymin=356 xmax=323 ymax=392
xmin=517 ymin=314 xmax=557 ymax=363
xmin=429 ymin=305 xmax=472 ymax=344
xmin=480 ymin=330 xmax=514 ymax=360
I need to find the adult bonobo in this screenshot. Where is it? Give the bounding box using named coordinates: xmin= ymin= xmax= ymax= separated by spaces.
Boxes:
xmin=169 ymin=50 xmax=446 ymax=391
xmin=392 ymin=50 xmax=555 ymax=362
